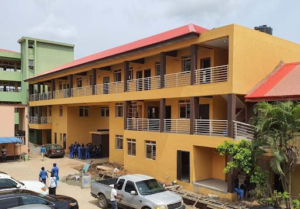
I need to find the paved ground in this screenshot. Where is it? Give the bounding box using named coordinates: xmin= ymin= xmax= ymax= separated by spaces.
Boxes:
xmin=1 ymin=152 xmax=108 ymax=209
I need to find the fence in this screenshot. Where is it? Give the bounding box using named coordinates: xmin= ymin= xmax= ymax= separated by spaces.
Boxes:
xmin=194 ymin=119 xmax=228 ymax=136
xmin=195 ymin=65 xmax=228 ymax=85
xmin=233 ymin=120 xmax=255 ymax=140
xmin=164 ymin=119 xmax=190 ymax=134
xmin=127 ymin=76 xmax=161 ymax=92
xmin=127 ymin=118 xmax=160 ymax=132
xmin=164 ymin=71 xmax=191 ymax=88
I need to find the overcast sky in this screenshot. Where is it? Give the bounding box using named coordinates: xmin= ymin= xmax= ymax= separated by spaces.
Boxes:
xmin=1 ymin=0 xmax=299 ymax=59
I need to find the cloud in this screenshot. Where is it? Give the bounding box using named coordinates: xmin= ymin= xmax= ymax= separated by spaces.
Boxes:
xmin=28 ymin=14 xmax=78 ymax=39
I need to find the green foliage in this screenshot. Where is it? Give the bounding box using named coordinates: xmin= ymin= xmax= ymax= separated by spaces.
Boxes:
xmin=292 ymin=199 xmax=300 ymax=209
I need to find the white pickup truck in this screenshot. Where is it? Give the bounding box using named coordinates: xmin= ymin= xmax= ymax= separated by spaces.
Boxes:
xmin=91 ymin=174 xmax=185 ymax=209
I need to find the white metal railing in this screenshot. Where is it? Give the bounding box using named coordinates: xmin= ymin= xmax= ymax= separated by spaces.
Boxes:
xmin=53 ymin=89 xmax=70 ymax=99
xmin=194 ymin=119 xmax=228 ymax=136
xmin=164 ymin=119 xmax=190 ymax=134
xmin=95 ymin=81 xmax=124 ymax=95
xmin=195 ymin=65 xmax=228 ymax=85
xmin=164 ymin=71 xmax=191 ymax=88
xmin=233 ymin=120 xmax=255 ymax=140
xmin=236 ymin=108 xmax=246 ymax=122
xmin=30 ymin=94 xmax=39 ymax=101
xmin=38 ymin=92 xmax=52 ymax=100
xmin=41 ymin=117 xmax=52 ymax=124
xmin=30 ymin=116 xmax=39 ymax=124
xmin=127 ymin=118 xmax=160 ymax=132
xmin=127 ymin=76 xmax=161 ymax=92
xmin=71 ymin=86 xmax=93 ymax=97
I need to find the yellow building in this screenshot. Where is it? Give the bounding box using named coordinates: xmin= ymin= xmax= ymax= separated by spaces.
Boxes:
xmin=26 ymin=24 xmax=300 ymax=199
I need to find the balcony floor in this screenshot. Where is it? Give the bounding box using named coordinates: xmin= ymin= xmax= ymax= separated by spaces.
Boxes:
xmin=193 ymin=178 xmax=228 ymax=193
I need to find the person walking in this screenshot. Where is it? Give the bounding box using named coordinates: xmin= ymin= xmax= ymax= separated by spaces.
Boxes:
xmin=69 ymin=144 xmax=74 ymax=159
xmin=85 ymin=144 xmax=89 ymax=159
xmin=39 ymin=167 xmax=48 ymax=184
xmin=111 ymin=183 xmax=123 ymax=209
xmin=51 ymin=163 xmax=59 ymax=187
xmin=1 ymin=146 xmax=7 ymax=162
xmin=48 ymin=172 xmax=57 ymax=195
xmin=81 ymin=145 xmax=86 ymax=160
xmin=78 ymin=145 xmax=82 ymax=159
xmin=40 ymin=145 xmax=46 ymax=160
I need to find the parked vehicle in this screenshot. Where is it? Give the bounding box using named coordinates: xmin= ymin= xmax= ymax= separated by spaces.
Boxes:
xmin=0 ymin=189 xmax=78 ymax=209
xmin=0 ymin=173 xmax=48 ymax=195
xmin=10 ymin=204 xmax=54 ymax=209
xmin=91 ymin=174 xmax=185 ymax=209
xmin=45 ymin=144 xmax=65 ymax=158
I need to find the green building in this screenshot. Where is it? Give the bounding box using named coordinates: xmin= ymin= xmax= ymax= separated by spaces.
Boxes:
xmin=0 ymin=37 xmax=74 ymax=146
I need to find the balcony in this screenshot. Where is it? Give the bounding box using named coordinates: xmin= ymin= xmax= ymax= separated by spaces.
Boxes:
xmin=233 ymin=121 xmax=255 ymax=140
xmin=29 ymin=65 xmax=229 ymax=102
xmin=29 ymin=116 xmax=52 ymax=129
xmin=194 ymin=119 xmax=228 ymax=136
xmin=0 ymin=70 xmax=22 ymax=81
xmin=164 ymin=119 xmax=190 ymax=134
xmin=0 ymin=91 xmax=22 ymax=102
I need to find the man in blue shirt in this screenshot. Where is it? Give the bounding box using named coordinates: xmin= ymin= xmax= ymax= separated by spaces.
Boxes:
xmin=39 ymin=167 xmax=48 ymax=184
xmin=78 ymin=145 xmax=81 ymax=159
xmin=40 ymin=145 xmax=46 ymax=160
xmin=51 ymin=163 xmax=59 ymax=187
xmin=69 ymin=144 xmax=74 ymax=159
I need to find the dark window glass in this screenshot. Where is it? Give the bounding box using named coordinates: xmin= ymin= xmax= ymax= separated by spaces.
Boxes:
xmin=125 ymin=181 xmax=137 ymax=193
xmin=117 ymin=179 xmax=125 ymax=190
xmin=0 ymin=179 xmax=17 ymax=189
xmin=0 ymin=197 xmax=20 ymax=209
xmin=22 ymin=196 xmax=47 ymax=205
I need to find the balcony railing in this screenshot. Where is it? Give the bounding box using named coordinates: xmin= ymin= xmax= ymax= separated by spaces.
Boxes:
xmin=127 ymin=76 xmax=161 ymax=92
xmin=164 ymin=71 xmax=191 ymax=88
xmin=39 ymin=92 xmax=52 ymax=100
xmin=127 ymin=118 xmax=160 ymax=132
xmin=72 ymin=86 xmax=93 ymax=97
xmin=194 ymin=119 xmax=228 ymax=136
xmin=53 ymin=89 xmax=71 ymax=99
xmin=41 ymin=117 xmax=52 ymax=124
xmin=30 ymin=116 xmax=52 ymax=124
xmin=195 ymin=65 xmax=228 ymax=85
xmin=233 ymin=120 xmax=255 ymax=140
xmin=95 ymin=81 xmax=124 ymax=95
xmin=30 ymin=94 xmax=39 ymax=101
xmin=164 ymin=119 xmax=190 ymax=134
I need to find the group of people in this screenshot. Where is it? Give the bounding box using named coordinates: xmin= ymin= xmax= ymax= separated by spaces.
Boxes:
xmin=234 ymin=176 xmax=251 ymax=200
xmin=38 ymin=163 xmax=59 ymax=195
xmin=68 ymin=142 xmax=103 ymax=160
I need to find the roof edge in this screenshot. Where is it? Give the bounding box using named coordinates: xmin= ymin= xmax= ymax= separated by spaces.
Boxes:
xmin=18 ymin=36 xmax=75 ymax=48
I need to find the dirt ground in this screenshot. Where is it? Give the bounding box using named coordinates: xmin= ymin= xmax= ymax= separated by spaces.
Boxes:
xmin=0 ymin=152 xmax=108 ymax=209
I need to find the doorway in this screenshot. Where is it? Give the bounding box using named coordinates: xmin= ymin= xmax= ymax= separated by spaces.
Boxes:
xmin=165 ymin=106 xmax=171 ymax=131
xmin=103 ymin=77 xmax=110 ymax=94
xmin=274 ymin=174 xmax=284 ymax=192
xmin=199 ymin=104 xmax=210 ymax=134
xmin=148 ymin=107 xmax=159 ymax=131
xmin=136 ymin=71 xmax=143 ymax=91
xmin=177 ymin=151 xmax=190 ymax=183
xmin=200 ymin=58 xmax=211 ymax=84
xmin=54 ymin=133 xmax=57 ymax=144
xmin=144 ymin=69 xmax=151 ymax=90
xmin=63 ymin=133 xmax=66 ymax=149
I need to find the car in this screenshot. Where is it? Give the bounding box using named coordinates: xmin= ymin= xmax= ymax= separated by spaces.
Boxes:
xmin=0 ymin=189 xmax=78 ymax=209
xmin=10 ymin=204 xmax=54 ymax=209
xmin=91 ymin=174 xmax=185 ymax=209
xmin=45 ymin=144 xmax=65 ymax=158
xmin=0 ymin=173 xmax=48 ymax=195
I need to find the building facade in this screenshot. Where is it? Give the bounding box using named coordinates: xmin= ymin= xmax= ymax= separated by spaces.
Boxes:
xmin=0 ymin=37 xmax=74 ymax=157
xmin=26 ymin=24 xmax=300 ymax=199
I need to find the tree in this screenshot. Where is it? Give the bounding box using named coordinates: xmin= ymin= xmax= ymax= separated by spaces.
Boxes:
xmin=251 ymin=101 xmax=300 ymax=208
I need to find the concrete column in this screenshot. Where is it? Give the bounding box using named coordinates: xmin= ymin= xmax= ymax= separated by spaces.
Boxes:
xmin=190 ymin=97 xmax=199 ymax=134
xmin=69 ymin=75 xmax=73 ymax=97
xmin=190 ymin=44 xmax=198 ymax=85
xmin=160 ymin=99 xmax=166 ymax=132
xmin=92 ymin=69 xmax=97 ymax=95
xmin=160 ymin=52 xmax=166 ymax=88
xmin=124 ymin=61 xmax=129 ymax=92
xmin=51 ymin=80 xmax=55 ymax=99
xmin=124 ymin=101 xmax=130 ymax=129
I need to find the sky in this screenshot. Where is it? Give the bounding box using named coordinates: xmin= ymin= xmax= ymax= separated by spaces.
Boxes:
xmin=1 ymin=0 xmax=300 ymax=59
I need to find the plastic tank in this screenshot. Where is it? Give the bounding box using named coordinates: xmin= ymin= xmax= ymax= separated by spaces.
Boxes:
xmin=81 ymin=173 xmax=91 ymax=189
xmin=254 ymin=25 xmax=273 ymax=35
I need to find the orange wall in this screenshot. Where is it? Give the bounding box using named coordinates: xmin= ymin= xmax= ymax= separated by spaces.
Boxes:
xmin=0 ymin=106 xmax=15 ymax=137
xmin=51 ymin=105 xmax=67 ymax=147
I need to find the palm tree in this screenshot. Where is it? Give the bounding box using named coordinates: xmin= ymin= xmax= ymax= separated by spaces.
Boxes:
xmin=251 ymin=101 xmax=300 ymax=208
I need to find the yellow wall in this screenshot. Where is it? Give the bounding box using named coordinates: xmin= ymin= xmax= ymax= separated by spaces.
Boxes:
xmin=51 ymin=105 xmax=67 ymax=147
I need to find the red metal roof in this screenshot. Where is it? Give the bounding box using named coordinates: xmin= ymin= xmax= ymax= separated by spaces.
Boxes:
xmin=28 ymin=24 xmax=208 ymax=80
xmin=0 ymin=48 xmax=20 ymax=54
xmin=245 ymin=62 xmax=300 ymax=102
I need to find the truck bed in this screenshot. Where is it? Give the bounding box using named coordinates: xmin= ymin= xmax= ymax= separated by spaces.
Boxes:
xmin=95 ymin=178 xmax=118 ymax=186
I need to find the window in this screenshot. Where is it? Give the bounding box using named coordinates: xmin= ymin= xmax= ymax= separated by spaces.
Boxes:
xmin=28 ymin=40 xmax=34 ymax=48
xmin=115 ymin=103 xmax=123 ymax=117
xmin=0 ymin=179 xmax=17 ymax=189
xmin=145 ymin=141 xmax=156 ymax=160
xmin=129 ymin=67 xmax=133 ymax=80
xmin=28 ymin=59 xmax=34 ymax=70
xmin=59 ymin=106 xmax=63 ymax=117
xmin=48 ymin=106 xmax=52 ymax=117
xmin=182 ymin=55 xmax=191 ymax=72
xmin=0 ymin=197 xmax=20 ymax=209
xmin=116 ymin=135 xmax=123 ymax=149
xmin=117 ymin=179 xmax=125 ymax=190
xmin=79 ymin=106 xmax=89 ymax=117
xmin=155 ymin=62 xmax=161 ymax=76
xmin=127 ymin=139 xmax=136 ymax=156
xmin=125 ymin=181 xmax=137 ymax=193
xmin=179 ymin=100 xmax=190 ymax=118
xmin=114 ymin=70 xmax=122 ymax=82
xmin=101 ymin=107 xmax=109 ymax=117
xmin=77 ymin=78 xmax=82 ymax=88
xmin=22 ymin=196 xmax=47 ymax=205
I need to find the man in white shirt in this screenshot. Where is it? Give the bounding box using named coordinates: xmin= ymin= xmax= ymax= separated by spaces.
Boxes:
xmin=1 ymin=146 xmax=7 ymax=162
xmin=111 ymin=183 xmax=123 ymax=209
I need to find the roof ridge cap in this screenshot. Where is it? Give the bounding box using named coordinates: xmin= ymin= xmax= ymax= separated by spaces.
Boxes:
xmin=188 ymin=24 xmax=196 ymax=32
xmin=246 ymin=61 xmax=285 ymax=97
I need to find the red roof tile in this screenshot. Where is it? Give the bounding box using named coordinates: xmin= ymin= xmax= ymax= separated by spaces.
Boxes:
xmin=0 ymin=48 xmax=20 ymax=54
xmin=28 ymin=24 xmax=208 ymax=81
xmin=245 ymin=62 xmax=300 ymax=102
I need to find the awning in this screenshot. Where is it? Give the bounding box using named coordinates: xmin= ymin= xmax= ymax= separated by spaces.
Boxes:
xmin=0 ymin=137 xmax=23 ymax=144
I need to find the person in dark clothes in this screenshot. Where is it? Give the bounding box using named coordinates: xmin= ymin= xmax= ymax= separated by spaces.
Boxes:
xmin=73 ymin=144 xmax=78 ymax=158
xmin=99 ymin=145 xmax=103 ymax=158
xmin=78 ymin=145 xmax=82 ymax=159
xmin=92 ymin=145 xmax=96 ymax=158
xmin=95 ymin=146 xmax=100 ymax=158
xmin=81 ymin=144 xmax=86 ymax=160
xmin=240 ymin=179 xmax=250 ymax=199
xmin=89 ymin=144 xmax=93 ymax=159
xmin=69 ymin=144 xmax=74 ymax=159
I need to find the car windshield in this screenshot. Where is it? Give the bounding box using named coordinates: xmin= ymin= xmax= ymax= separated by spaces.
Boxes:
xmin=20 ymin=190 xmax=57 ymax=202
xmin=135 ymin=179 xmax=165 ymax=195
xmin=11 ymin=177 xmax=24 ymax=186
xmin=50 ymin=145 xmax=62 ymax=149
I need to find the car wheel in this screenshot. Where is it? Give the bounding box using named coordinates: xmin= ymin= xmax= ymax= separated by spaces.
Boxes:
xmin=98 ymin=194 xmax=108 ymax=209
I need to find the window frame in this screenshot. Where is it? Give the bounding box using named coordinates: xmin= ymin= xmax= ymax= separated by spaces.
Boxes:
xmin=155 ymin=62 xmax=161 ymax=76
xmin=179 ymin=100 xmax=190 ymax=119
xmin=28 ymin=59 xmax=34 ymax=70
xmin=101 ymin=107 xmax=109 ymax=117
xmin=116 ymin=135 xmax=123 ymax=150
xmin=124 ymin=180 xmax=137 ymax=193
xmin=49 ymin=106 xmax=52 ymax=117
xmin=182 ymin=55 xmax=191 ymax=72
xmin=77 ymin=78 xmax=82 ymax=88
xmin=127 ymin=139 xmax=136 ymax=156
xmin=145 ymin=140 xmax=156 ymax=160
xmin=115 ymin=103 xmax=123 ymax=117
xmin=79 ymin=106 xmax=89 ymax=117
xmin=59 ymin=106 xmax=63 ymax=117
xmin=114 ymin=69 xmax=122 ymax=82
xmin=129 ymin=67 xmax=133 ymax=81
